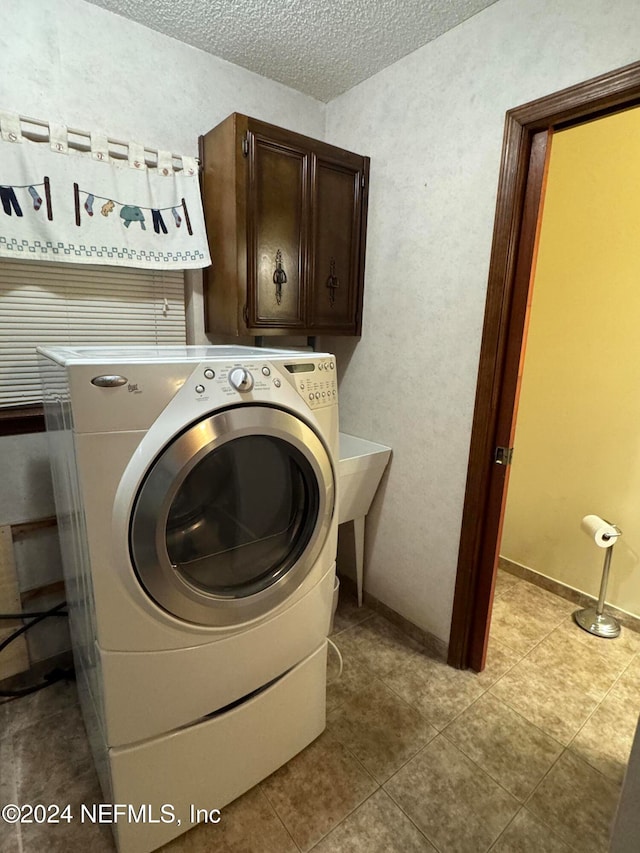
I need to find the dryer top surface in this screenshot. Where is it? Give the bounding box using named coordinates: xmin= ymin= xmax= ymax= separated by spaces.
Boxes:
xmin=37 ymin=344 xmax=333 ymax=366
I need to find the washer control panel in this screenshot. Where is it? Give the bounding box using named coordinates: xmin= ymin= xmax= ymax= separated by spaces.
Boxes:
xmin=188 ymin=357 xmax=337 ymax=409
xmin=286 ymin=358 xmax=337 ymax=410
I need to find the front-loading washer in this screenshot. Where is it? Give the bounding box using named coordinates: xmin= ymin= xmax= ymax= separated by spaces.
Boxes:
xmin=38 ymin=345 xmax=339 ymax=853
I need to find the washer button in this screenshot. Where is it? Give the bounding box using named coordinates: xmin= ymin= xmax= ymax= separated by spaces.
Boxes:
xmin=330 ymin=361 xmax=335 ymax=369
xmin=195 ymin=384 xmax=205 ymax=394
xmin=273 ymin=378 xmax=281 ymax=388
xmin=315 ymin=392 xmax=321 ymax=399
xmin=309 ymin=393 xmax=314 ymax=400
xmin=262 ymin=366 xmax=270 ymax=376
xmin=203 ymin=368 xmax=215 ymax=380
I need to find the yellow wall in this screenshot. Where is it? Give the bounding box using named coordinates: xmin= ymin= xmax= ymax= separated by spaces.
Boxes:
xmin=501 ymin=107 xmax=640 ymax=617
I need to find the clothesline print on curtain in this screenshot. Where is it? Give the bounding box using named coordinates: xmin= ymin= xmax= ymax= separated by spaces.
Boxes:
xmin=0 ymin=177 xmax=53 ymax=220
xmin=73 ymin=183 xmax=193 ymax=235
xmin=0 ymin=132 xmax=210 ymax=268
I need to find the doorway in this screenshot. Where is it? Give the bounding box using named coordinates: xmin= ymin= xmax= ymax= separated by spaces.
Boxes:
xmin=448 ymin=59 xmax=640 ymax=672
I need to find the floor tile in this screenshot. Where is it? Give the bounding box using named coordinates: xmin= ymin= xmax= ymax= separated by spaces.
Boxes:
xmin=19 ymin=767 xmax=114 ymax=852
xmin=14 ymin=703 xmax=94 ymax=804
xmin=0 ymin=706 xmax=18 ymax=804
xmin=0 ymin=714 xmax=21 ymax=853
xmin=311 ymin=789 xmax=436 ymax=852
xmin=160 ymin=786 xmax=297 ymax=852
xmin=570 ymin=691 xmax=640 ymax=784
xmin=2 ymin=680 xmax=78 ymax=738
xmin=489 ymin=625 xmax=623 ymax=746
xmin=334 ymin=616 xmax=421 ymax=680
xmin=512 ymin=581 xmax=575 ymax=617
xmin=327 ymin=677 xmax=437 ymax=783
xmin=260 ymin=731 xmax=377 ymax=852
xmin=385 ymin=735 xmax=519 ymax=853
xmin=610 ymin=654 xmax=640 ymax=703
xmin=331 ymin=590 xmax=375 ymax=635
xmin=0 ymin=827 xmax=20 ymax=853
xmin=444 ymin=693 xmax=563 ymax=801
xmin=493 ymin=569 xmax=523 ymax=600
xmin=527 ymin=750 xmax=621 ymax=851
xmin=382 ymin=647 xmax=487 ymax=731
xmin=490 ymin=653 xmax=599 ymax=746
xmin=326 ymin=654 xmax=372 ymax=714
xmin=555 ymin=615 xmax=640 ymax=669
xmin=489 ymin=583 xmax=573 ymax=656
xmin=529 ymin=627 xmax=627 ymax=699
xmin=489 ymin=808 xmax=574 ymax=852
xmin=476 ymin=636 xmax=522 ymax=686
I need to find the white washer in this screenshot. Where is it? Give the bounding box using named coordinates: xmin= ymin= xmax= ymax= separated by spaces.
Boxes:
xmin=38 ymin=345 xmax=339 ymax=853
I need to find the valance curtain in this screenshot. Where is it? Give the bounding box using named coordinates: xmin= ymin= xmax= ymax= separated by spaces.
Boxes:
xmin=0 ymin=114 xmax=196 ymax=411
xmin=0 ymin=113 xmax=211 ymax=270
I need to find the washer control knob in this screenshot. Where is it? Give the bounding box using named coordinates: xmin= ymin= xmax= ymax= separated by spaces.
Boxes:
xmin=195 ymin=384 xmax=205 ymax=394
xmin=229 ymin=367 xmax=254 ymax=392
xmin=204 ymin=368 xmax=215 ymax=380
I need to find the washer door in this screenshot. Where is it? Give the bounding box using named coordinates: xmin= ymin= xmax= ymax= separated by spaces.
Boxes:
xmin=129 ymin=405 xmax=335 ymax=626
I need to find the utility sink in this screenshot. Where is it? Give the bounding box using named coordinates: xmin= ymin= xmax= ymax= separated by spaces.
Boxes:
xmin=338 ymin=433 xmax=392 ymax=524
xmin=338 ymin=432 xmax=392 ymax=605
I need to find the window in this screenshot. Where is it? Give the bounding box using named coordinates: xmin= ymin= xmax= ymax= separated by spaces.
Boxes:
xmin=0 ymin=259 xmax=186 ymax=432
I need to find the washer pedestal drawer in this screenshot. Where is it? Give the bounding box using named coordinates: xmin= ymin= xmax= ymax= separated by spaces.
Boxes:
xmin=108 ymin=641 xmax=327 ymax=853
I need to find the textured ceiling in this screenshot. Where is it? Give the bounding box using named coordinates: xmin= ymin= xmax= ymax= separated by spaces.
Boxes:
xmin=83 ymin=0 xmax=498 ymax=102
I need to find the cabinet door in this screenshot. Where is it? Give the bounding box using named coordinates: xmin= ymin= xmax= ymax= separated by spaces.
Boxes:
xmin=246 ymin=131 xmax=309 ymax=329
xmin=309 ymin=153 xmax=365 ymax=333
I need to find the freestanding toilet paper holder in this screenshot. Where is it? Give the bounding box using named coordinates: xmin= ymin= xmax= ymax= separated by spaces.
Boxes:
xmin=574 ymin=522 xmax=622 ymax=639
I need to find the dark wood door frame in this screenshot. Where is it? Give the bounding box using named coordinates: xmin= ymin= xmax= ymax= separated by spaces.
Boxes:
xmin=448 ymin=60 xmax=640 ymax=671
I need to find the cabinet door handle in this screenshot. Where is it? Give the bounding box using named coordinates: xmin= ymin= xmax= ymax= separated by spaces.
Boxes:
xmin=326 ymin=257 xmax=339 ymax=306
xmin=273 ymin=249 xmax=287 ymax=305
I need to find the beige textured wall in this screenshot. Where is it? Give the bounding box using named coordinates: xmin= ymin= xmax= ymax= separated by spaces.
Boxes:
xmin=501 ymin=107 xmax=640 ymax=617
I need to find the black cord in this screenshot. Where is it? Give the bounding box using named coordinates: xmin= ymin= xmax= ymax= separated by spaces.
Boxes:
xmin=0 ymin=601 xmax=73 ymax=698
xmin=0 ymin=610 xmax=68 ymax=619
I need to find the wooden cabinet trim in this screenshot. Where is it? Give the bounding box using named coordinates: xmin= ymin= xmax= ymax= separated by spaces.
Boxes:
xmin=245 ymin=115 xmax=366 ymax=166
xmin=246 ymin=131 xmax=310 ymax=328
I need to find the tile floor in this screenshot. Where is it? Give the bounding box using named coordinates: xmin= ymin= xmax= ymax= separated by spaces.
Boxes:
xmin=2 ymin=568 xmax=639 ymax=852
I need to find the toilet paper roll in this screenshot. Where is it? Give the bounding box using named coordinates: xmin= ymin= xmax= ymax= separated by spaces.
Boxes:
xmin=581 ymin=514 xmax=620 ymax=548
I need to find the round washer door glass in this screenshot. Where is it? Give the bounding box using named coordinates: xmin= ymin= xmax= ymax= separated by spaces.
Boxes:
xmin=130 ymin=406 xmax=335 ymax=626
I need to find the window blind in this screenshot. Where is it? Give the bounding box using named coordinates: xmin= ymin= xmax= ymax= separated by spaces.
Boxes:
xmin=0 ymin=259 xmax=186 ymax=406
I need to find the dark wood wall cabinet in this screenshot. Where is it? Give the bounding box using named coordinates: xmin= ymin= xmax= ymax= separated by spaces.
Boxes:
xmin=199 ymin=114 xmax=370 ymax=337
